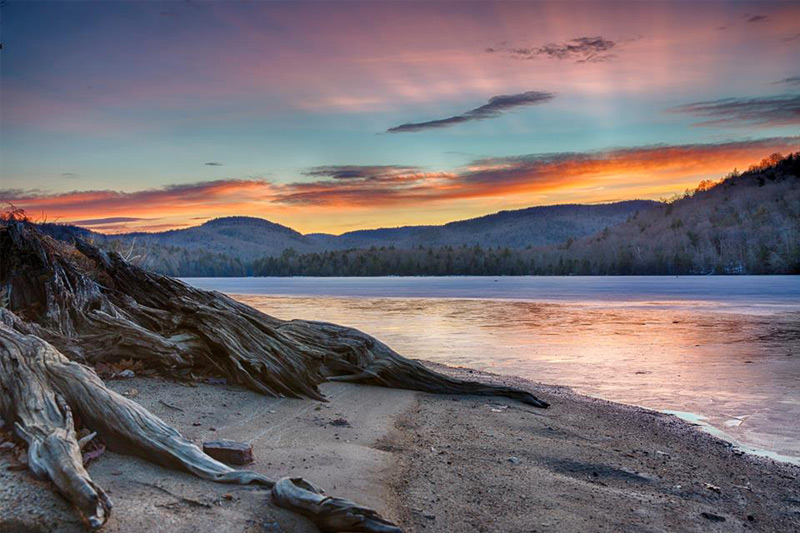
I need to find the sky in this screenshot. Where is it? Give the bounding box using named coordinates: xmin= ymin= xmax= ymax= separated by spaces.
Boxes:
xmin=1 ymin=0 xmax=799 ymax=234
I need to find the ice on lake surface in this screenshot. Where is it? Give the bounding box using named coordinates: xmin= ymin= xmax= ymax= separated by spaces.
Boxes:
xmin=184 ymin=276 xmax=800 ymax=460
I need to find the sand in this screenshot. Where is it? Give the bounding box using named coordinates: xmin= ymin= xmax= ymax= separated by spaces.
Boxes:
xmin=0 ymin=379 xmax=414 ymax=533
xmin=384 ymin=363 xmax=800 ymax=532
xmin=1 ymin=363 xmax=799 ymax=532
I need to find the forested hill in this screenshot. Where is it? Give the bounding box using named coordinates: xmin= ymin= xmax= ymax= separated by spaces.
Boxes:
xmin=310 ymin=200 xmax=656 ymax=250
xmin=533 ymin=153 xmax=800 ymax=275
xmin=38 ymin=200 xmax=657 ymax=275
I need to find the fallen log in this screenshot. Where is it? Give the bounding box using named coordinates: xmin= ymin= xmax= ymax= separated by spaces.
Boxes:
xmin=272 ymin=477 xmax=402 ymax=533
xmin=0 ymin=215 xmax=549 ymax=530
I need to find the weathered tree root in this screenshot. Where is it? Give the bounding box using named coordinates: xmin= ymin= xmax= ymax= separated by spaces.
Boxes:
xmin=272 ymin=477 xmax=403 ymax=533
xmin=0 ymin=321 xmax=113 ymax=528
xmin=0 ymin=218 xmax=550 ymax=530
xmin=0 ymin=319 xmax=399 ymax=531
xmin=280 ymin=319 xmax=550 ymax=408
xmin=1 ymin=220 xmax=548 ymax=408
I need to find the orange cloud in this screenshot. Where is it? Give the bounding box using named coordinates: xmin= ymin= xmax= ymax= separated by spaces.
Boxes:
xmin=2 ymin=138 xmax=797 ymax=234
xmin=1 ymin=180 xmax=277 ymax=228
xmin=271 ymin=137 xmax=800 ymax=206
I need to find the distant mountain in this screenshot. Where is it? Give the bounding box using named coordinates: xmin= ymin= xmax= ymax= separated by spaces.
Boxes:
xmin=127 ymin=216 xmax=320 ymax=261
xmin=312 ymin=201 xmax=657 ymax=250
xmin=39 ymin=200 xmax=658 ymax=275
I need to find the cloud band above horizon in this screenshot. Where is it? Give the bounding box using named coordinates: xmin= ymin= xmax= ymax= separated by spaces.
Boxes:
xmin=3 ymin=137 xmax=797 ymax=234
xmin=670 ymin=94 xmax=800 ymax=128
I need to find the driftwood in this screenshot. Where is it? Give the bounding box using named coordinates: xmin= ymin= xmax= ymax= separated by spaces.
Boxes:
xmin=0 ymin=318 xmax=397 ymax=530
xmin=272 ymin=477 xmax=402 ymax=533
xmin=0 ymin=218 xmax=549 ymax=530
xmin=0 ymin=319 xmax=112 ymax=528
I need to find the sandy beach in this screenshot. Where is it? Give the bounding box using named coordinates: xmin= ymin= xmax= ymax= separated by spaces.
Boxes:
xmin=2 ymin=363 xmax=799 ymax=532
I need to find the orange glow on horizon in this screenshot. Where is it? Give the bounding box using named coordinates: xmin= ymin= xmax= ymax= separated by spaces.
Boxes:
xmin=3 ymin=140 xmax=797 ymax=235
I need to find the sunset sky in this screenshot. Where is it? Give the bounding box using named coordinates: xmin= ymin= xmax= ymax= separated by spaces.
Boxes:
xmin=1 ymin=0 xmax=799 ymax=234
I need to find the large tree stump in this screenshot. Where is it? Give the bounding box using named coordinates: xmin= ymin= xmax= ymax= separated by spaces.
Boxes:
xmin=0 ymin=216 xmax=549 ymax=530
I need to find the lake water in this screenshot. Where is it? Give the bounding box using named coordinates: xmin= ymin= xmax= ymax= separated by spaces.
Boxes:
xmin=183 ymin=276 xmax=800 ymax=461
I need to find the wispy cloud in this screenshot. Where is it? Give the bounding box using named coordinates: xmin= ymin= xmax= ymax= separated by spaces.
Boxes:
xmin=0 ymin=179 xmax=276 ymax=222
xmin=387 ymin=91 xmax=554 ymax=133
xmin=745 ymin=14 xmax=767 ymax=23
xmin=533 ymin=36 xmax=617 ymax=63
xmin=303 ymin=165 xmax=422 ymax=180
xmin=489 ymin=36 xmax=618 ymax=63
xmin=669 ymin=95 xmax=800 ymax=127
xmin=71 ymin=217 xmax=149 ymax=226
xmin=61 ymin=172 xmax=80 ymax=179
xmin=273 ymin=168 xmax=454 ymax=206
xmin=204 ymin=161 xmax=223 ymax=166
xmin=773 ymin=76 xmax=800 ymax=87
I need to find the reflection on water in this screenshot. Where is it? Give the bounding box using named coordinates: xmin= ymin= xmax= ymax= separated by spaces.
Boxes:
xmin=233 ymin=294 xmax=800 ymax=459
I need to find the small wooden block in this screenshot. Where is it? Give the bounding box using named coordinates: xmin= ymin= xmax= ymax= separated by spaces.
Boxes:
xmin=202 ymin=440 xmax=254 ymax=465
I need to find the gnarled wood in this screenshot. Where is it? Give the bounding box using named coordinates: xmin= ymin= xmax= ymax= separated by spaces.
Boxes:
xmin=272 ymin=477 xmax=403 ymax=533
xmin=280 ymin=319 xmax=549 ymax=407
xmin=1 ymin=219 xmax=548 ymax=407
xmin=0 ymin=217 xmax=549 ymax=530
xmin=0 ymin=320 xmax=112 ymax=529
xmin=0 ymin=316 xmax=398 ymax=531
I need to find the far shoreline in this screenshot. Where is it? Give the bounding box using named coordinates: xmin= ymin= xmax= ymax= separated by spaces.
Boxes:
xmin=180 ymin=275 xmax=800 ymax=308
xmin=178 ymin=273 xmax=799 ymax=277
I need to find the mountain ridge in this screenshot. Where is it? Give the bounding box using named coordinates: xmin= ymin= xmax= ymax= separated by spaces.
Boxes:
xmin=41 ymin=200 xmax=658 ymax=263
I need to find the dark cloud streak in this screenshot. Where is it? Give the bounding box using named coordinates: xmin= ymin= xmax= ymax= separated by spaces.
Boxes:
xmin=387 ymin=91 xmax=554 ymax=133
xmin=72 ymin=217 xmax=149 ymax=226
xmin=534 ymin=36 xmax=616 ymax=63
xmin=303 ymin=165 xmax=421 ymax=180
xmin=773 ymin=76 xmax=800 ymax=87
xmin=490 ymin=36 xmax=618 ymax=63
xmin=669 ymin=95 xmax=800 ymax=127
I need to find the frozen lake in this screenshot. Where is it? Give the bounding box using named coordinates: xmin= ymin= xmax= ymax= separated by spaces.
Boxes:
xmin=184 ymin=276 xmax=800 ymax=460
